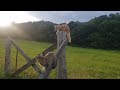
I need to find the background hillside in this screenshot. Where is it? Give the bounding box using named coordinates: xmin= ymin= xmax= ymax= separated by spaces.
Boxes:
xmin=1 ymin=13 xmax=120 ymax=50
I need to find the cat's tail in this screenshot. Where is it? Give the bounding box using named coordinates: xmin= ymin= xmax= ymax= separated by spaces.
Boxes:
xmin=67 ymin=32 xmax=71 ymax=43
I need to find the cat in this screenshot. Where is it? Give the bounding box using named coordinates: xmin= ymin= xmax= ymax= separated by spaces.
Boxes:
xmin=37 ymin=52 xmax=57 ymax=69
xmin=54 ymin=23 xmax=71 ymax=43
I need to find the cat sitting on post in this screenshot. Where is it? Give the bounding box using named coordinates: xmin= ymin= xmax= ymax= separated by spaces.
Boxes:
xmin=54 ymin=23 xmax=71 ymax=43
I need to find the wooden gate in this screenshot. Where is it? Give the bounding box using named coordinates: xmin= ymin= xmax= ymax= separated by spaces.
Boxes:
xmin=4 ymin=31 xmax=68 ymax=79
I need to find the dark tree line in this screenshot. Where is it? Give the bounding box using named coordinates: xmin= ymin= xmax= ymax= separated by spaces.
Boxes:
xmin=68 ymin=13 xmax=120 ymax=49
xmin=1 ymin=13 xmax=120 ymax=50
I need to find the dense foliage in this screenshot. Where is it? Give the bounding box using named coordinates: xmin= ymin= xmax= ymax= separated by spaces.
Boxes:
xmin=1 ymin=13 xmax=120 ymax=50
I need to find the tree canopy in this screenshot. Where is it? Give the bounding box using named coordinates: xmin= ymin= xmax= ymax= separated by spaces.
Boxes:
xmin=1 ymin=13 xmax=120 ymax=50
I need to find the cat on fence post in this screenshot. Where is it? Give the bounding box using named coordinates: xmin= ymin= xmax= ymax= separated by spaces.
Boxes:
xmin=54 ymin=23 xmax=71 ymax=43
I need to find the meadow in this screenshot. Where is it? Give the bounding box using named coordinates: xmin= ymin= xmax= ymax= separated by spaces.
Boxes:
xmin=0 ymin=38 xmax=120 ymax=79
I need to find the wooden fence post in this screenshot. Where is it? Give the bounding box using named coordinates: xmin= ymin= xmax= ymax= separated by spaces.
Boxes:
xmin=4 ymin=37 xmax=11 ymax=78
xmin=56 ymin=30 xmax=67 ymax=79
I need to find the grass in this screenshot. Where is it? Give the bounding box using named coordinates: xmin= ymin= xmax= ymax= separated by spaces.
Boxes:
xmin=0 ymin=38 xmax=120 ymax=79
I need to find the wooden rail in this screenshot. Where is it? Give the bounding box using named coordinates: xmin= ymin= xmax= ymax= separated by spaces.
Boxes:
xmin=5 ymin=30 xmax=68 ymax=79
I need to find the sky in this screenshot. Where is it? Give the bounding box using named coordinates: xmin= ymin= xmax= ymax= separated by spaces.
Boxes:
xmin=27 ymin=11 xmax=120 ymax=24
xmin=0 ymin=11 xmax=120 ymax=27
xmin=0 ymin=11 xmax=38 ymax=27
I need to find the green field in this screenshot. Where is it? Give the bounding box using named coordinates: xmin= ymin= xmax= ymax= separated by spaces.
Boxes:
xmin=0 ymin=38 xmax=120 ymax=79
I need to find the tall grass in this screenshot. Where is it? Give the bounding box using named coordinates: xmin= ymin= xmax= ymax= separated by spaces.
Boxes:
xmin=0 ymin=38 xmax=120 ymax=79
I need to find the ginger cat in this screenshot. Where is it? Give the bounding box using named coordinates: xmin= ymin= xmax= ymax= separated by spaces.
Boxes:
xmin=54 ymin=23 xmax=71 ymax=43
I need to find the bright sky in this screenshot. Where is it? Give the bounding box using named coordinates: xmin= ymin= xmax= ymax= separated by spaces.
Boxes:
xmin=27 ymin=11 xmax=120 ymax=24
xmin=0 ymin=11 xmax=120 ymax=27
xmin=0 ymin=11 xmax=38 ymax=27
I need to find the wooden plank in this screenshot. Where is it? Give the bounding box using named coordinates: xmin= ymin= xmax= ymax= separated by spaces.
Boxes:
xmin=56 ymin=31 xmax=67 ymax=79
xmin=38 ymin=38 xmax=68 ymax=79
xmin=38 ymin=64 xmax=52 ymax=79
xmin=4 ymin=37 xmax=12 ymax=77
xmin=55 ymin=38 xmax=68 ymax=58
xmin=38 ymin=58 xmax=54 ymax=79
xmin=42 ymin=42 xmax=57 ymax=56
xmin=11 ymin=58 xmax=37 ymax=77
xmin=11 ymin=42 xmax=57 ymax=77
xmin=15 ymin=49 xmax=18 ymax=71
xmin=8 ymin=36 xmax=41 ymax=74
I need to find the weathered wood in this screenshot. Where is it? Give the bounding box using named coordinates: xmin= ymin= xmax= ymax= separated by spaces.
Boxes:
xmin=4 ymin=38 xmax=12 ymax=77
xmin=38 ymin=58 xmax=54 ymax=79
xmin=38 ymin=65 xmax=52 ymax=79
xmin=15 ymin=49 xmax=18 ymax=71
xmin=56 ymin=31 xmax=67 ymax=79
xmin=11 ymin=58 xmax=37 ymax=77
xmin=42 ymin=42 xmax=57 ymax=56
xmin=8 ymin=36 xmax=41 ymax=74
xmin=38 ymin=38 xmax=68 ymax=79
xmin=55 ymin=38 xmax=68 ymax=58
xmin=11 ymin=41 xmax=57 ymax=77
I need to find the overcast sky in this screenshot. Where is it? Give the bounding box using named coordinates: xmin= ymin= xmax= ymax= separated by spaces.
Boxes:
xmin=26 ymin=11 xmax=120 ymax=24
